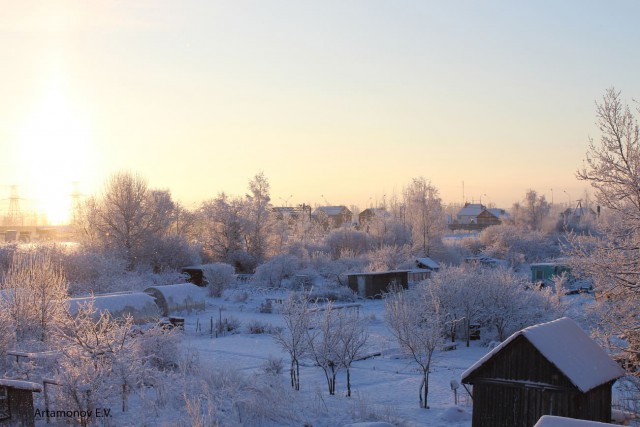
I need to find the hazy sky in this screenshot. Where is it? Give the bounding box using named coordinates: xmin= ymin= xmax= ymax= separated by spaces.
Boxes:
xmin=1 ymin=1 xmax=639 ymax=223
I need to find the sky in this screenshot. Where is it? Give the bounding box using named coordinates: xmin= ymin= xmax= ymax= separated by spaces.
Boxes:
xmin=1 ymin=1 xmax=640 ymax=224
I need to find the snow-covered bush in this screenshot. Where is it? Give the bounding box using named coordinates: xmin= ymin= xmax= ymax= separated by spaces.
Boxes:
xmin=262 ymin=356 xmax=284 ymax=375
xmin=202 ymin=262 xmax=235 ymax=297
xmin=246 ymin=319 xmax=274 ymax=334
xmin=134 ymin=324 xmax=181 ymax=371
xmin=364 ymin=244 xmax=412 ymax=272
xmin=324 ymin=229 xmax=373 ymax=260
xmin=478 ymin=224 xmax=560 ymax=266
xmin=254 ymin=254 xmax=301 ymax=287
xmin=142 ymin=235 xmax=201 ymax=273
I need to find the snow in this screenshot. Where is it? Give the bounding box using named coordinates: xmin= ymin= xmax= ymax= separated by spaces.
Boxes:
xmin=67 ymin=292 xmax=161 ymax=322
xmin=461 ymin=317 xmax=625 ymax=393
xmin=0 ymin=378 xmax=43 ymax=392
xmin=144 ymin=283 xmax=206 ymax=315
xmin=416 ymin=257 xmax=440 ymax=270
xmin=534 ymin=415 xmax=618 ymax=426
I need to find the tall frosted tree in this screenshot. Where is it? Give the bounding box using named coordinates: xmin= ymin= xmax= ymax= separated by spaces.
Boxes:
xmin=403 ymin=177 xmax=445 ymax=256
xmin=570 ymin=88 xmax=640 ymax=372
xmin=242 ymin=172 xmax=273 ymax=263
xmin=75 ymin=171 xmax=175 ymax=269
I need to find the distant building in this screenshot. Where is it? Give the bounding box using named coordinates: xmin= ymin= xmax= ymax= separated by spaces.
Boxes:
xmin=358 ymin=208 xmax=387 ymax=226
xmin=312 ymin=206 xmax=352 ymax=229
xmin=415 ymin=257 xmax=440 ymax=272
xmin=347 ymin=270 xmax=409 ymax=298
xmin=449 ymin=203 xmax=509 ymax=231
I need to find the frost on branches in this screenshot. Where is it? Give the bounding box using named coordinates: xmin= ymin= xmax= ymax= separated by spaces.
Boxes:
xmin=570 ymin=88 xmax=640 ymax=376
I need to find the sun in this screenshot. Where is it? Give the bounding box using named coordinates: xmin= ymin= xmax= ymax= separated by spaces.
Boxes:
xmin=17 ymin=83 xmax=93 ymax=225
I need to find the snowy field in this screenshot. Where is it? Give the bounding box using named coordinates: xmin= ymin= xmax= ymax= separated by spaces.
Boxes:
xmin=181 ymin=288 xmax=483 ymax=427
xmin=96 ymin=284 xmax=496 ymax=427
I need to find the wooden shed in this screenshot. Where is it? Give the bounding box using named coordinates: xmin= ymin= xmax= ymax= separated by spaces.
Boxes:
xmin=0 ymin=379 xmax=42 ymax=427
xmin=144 ymin=284 xmax=206 ymax=316
xmin=347 ymin=270 xmax=408 ymax=299
xmin=461 ymin=317 xmax=624 ymax=427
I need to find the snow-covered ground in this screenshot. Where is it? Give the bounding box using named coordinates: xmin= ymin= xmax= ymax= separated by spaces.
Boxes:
xmin=145 ymin=284 xmax=493 ymax=427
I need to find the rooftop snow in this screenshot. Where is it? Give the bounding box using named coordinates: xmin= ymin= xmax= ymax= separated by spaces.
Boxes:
xmin=416 ymin=257 xmax=440 ymax=270
xmin=461 ymin=317 xmax=625 ymax=392
xmin=0 ymin=378 xmax=42 ymax=392
xmin=534 ymin=415 xmax=617 ymax=427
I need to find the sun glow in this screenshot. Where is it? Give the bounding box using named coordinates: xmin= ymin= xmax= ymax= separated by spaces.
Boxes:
xmin=17 ymin=82 xmax=93 ymax=225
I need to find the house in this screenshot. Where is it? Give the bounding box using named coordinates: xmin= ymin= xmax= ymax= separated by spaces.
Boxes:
xmin=415 ymin=257 xmax=440 ymax=272
xmin=312 ymin=206 xmax=352 ymax=229
xmin=449 ymin=203 xmax=508 ymax=231
xmin=358 ymin=208 xmax=387 ymax=226
xmin=461 ymin=317 xmax=624 ymax=427
xmin=456 ymin=203 xmax=486 ymax=224
xmin=0 ymin=379 xmax=42 ymax=427
xmin=347 ymin=270 xmax=409 ymax=298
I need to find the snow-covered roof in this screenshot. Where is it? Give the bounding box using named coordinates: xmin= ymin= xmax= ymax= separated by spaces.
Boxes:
xmin=416 ymin=257 xmax=440 ymax=270
xmin=0 ymin=378 xmax=42 ymax=392
xmin=457 ymin=203 xmax=485 ymax=217
xmin=67 ymin=292 xmax=161 ymax=324
xmin=461 ymin=317 xmax=625 ymax=392
xmin=313 ymin=205 xmax=350 ymax=216
xmin=534 ymin=415 xmax=617 ymax=427
xmin=488 ymin=208 xmax=510 ymax=219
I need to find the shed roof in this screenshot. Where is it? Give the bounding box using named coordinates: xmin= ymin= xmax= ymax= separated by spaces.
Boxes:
xmin=0 ymin=379 xmax=42 ymax=392
xmin=416 ymin=257 xmax=440 ymax=270
xmin=313 ymin=205 xmax=350 ymax=216
xmin=534 ymin=415 xmax=617 ymax=427
xmin=461 ymin=317 xmax=624 ymax=392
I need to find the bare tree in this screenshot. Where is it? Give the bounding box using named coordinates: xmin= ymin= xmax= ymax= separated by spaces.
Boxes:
xmin=334 ymin=308 xmax=369 ymax=397
xmin=242 ymin=172 xmax=273 ymax=263
xmin=0 ymin=247 xmax=68 ymax=344
xmin=385 ymin=285 xmax=444 ymax=409
xmin=198 ymin=193 xmax=244 ymax=263
xmin=273 ymin=293 xmax=313 ymax=390
xmin=307 ymin=302 xmax=342 ymax=395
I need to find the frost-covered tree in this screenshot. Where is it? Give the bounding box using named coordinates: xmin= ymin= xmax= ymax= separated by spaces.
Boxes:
xmin=385 ymin=285 xmax=444 ymax=409
xmin=569 ymin=88 xmax=640 ymax=372
xmin=334 ymin=308 xmax=369 ymax=397
xmin=0 ymin=248 xmax=68 ymax=344
xmin=307 ymin=302 xmax=342 ymax=395
xmin=511 ymin=189 xmax=552 ymax=231
xmin=273 ymin=293 xmax=313 ymax=390
xmin=242 ymin=172 xmax=273 ymax=263
xmin=75 ymin=172 xmax=176 ymax=270
xmin=55 ymin=301 xmax=137 ymax=423
xmin=198 ymin=192 xmax=245 ymax=264
xmin=403 ymin=177 xmax=446 ymax=257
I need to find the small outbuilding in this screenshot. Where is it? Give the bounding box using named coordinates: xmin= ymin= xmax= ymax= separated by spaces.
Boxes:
xmin=67 ymin=292 xmax=161 ymax=324
xmin=144 ymin=283 xmax=206 ymax=316
xmin=0 ymin=379 xmax=42 ymax=427
xmin=415 ymin=257 xmax=440 ymax=272
xmin=461 ymin=317 xmax=624 ymax=427
xmin=347 ymin=271 xmax=408 ymax=299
